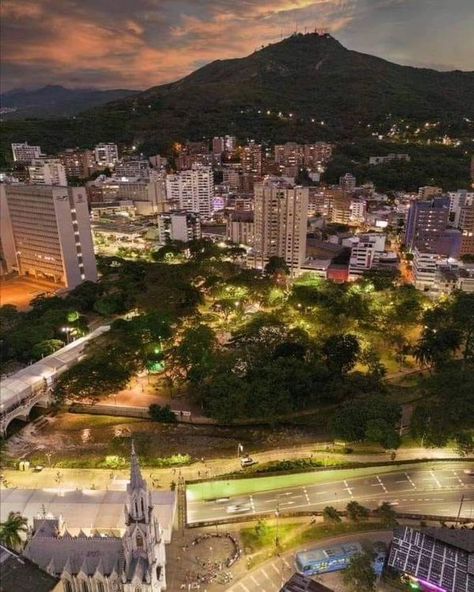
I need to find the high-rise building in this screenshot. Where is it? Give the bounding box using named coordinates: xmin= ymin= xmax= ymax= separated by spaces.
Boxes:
xmin=28 ymin=159 xmax=67 ymax=186
xmin=157 ymin=211 xmax=201 ymax=244
xmin=226 ymin=211 xmax=255 ymax=246
xmin=405 ymin=197 xmax=450 ymax=251
xmin=58 ymin=148 xmax=95 ymax=179
xmin=0 ymin=185 xmax=97 ymax=288
xmin=459 ymin=202 xmax=474 ymax=255
xmin=254 ymin=178 xmax=308 ymax=272
xmin=241 ymin=141 xmax=262 ymax=176
xmin=165 ymin=165 xmax=214 ymax=218
xmin=94 ymin=143 xmax=119 ymax=168
xmin=11 ymin=142 xmax=43 ymax=163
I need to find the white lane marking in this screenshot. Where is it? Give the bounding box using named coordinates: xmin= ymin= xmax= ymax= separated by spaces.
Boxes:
xmin=430 ymin=470 xmax=442 ymax=488
xmin=405 ymin=472 xmax=417 ymax=489
xmin=376 ymin=475 xmax=388 ymax=493
xmin=283 ymin=558 xmax=291 ymax=569
xmin=238 ymin=582 xmax=251 ymax=592
xmin=250 ymin=575 xmax=261 ymax=588
xmin=303 ymin=487 xmax=310 ymax=504
xmin=249 ymin=495 xmax=255 ymax=513
xmin=272 ymin=564 xmax=280 ymax=575
xmin=453 ymin=471 xmax=465 ymax=486
xmin=343 ymin=480 xmax=353 ymax=496
xmin=261 ymin=568 xmax=271 ymax=582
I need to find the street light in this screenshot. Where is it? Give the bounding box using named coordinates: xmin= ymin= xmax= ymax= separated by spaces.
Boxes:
xmin=61 ymin=326 xmax=72 ymax=345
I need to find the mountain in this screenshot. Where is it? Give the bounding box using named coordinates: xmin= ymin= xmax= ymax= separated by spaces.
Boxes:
xmin=0 ymin=85 xmax=139 ymax=119
xmin=1 ymin=33 xmax=473 ymax=161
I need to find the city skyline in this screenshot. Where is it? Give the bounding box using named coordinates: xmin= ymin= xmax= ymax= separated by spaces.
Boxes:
xmin=1 ymin=0 xmax=473 ymax=92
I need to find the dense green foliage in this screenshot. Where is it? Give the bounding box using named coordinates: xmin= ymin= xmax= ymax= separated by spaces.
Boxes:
xmin=343 ymin=551 xmax=377 ymax=592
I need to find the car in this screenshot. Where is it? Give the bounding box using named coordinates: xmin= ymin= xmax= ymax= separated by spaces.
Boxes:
xmin=33 ymin=465 xmax=44 ymax=472
xmin=226 ymin=504 xmax=251 ymax=514
xmin=240 ymin=457 xmax=257 ymax=468
xmin=214 ymin=497 xmax=230 ymax=504
xmin=463 ymin=469 xmax=474 ymax=476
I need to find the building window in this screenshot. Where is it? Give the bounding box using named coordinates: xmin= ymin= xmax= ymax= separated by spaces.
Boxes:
xmin=97 ymin=582 xmax=105 ymax=592
xmin=81 ymin=581 xmax=89 ymax=592
xmin=136 ymin=532 xmax=144 ymax=549
xmin=64 ymin=581 xmax=73 ymax=592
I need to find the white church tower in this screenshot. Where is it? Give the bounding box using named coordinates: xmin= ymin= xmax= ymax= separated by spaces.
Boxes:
xmin=122 ymin=441 xmax=167 ymax=591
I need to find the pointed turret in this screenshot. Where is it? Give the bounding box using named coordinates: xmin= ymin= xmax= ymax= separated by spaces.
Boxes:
xmin=130 ymin=439 xmax=146 ymax=490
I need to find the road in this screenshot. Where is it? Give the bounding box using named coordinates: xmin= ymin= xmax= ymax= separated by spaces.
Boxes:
xmin=225 ymin=531 xmax=393 ymax=592
xmin=187 ymin=462 xmax=474 ymax=524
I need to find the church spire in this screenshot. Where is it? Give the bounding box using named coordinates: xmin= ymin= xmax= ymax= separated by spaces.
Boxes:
xmin=130 ymin=440 xmax=146 ymax=491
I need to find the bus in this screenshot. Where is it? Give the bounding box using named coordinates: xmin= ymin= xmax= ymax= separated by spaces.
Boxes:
xmin=295 ymin=542 xmax=363 ymax=576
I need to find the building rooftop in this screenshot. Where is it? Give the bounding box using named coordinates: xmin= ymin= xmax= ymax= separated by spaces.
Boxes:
xmin=280 ymin=573 xmax=334 ymax=592
xmin=421 ymin=527 xmax=474 ymax=553
xmin=0 ymin=545 xmax=59 ymax=592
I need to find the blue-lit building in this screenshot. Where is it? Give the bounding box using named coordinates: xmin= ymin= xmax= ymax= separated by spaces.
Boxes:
xmin=295 ymin=542 xmax=363 ymax=576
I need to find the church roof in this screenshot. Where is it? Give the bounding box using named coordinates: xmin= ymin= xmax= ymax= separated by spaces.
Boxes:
xmin=0 ymin=544 xmax=59 ymax=592
xmin=24 ymin=531 xmax=124 ymax=577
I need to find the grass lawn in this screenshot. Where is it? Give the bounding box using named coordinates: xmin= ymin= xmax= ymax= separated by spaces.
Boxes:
xmin=241 ymin=519 xmax=388 ymax=567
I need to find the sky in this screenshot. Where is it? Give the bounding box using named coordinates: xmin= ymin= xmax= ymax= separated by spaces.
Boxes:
xmin=1 ymin=0 xmax=473 ymax=92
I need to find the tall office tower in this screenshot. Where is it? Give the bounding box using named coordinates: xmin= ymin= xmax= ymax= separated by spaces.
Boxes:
xmin=405 ymin=197 xmax=450 ymax=251
xmin=94 ymin=143 xmax=119 ymax=168
xmin=254 ymin=178 xmax=309 ymax=273
xmin=165 ymin=165 xmax=214 ymax=218
xmin=459 ymin=202 xmax=474 ymax=255
xmin=158 ymin=211 xmax=201 ymax=243
xmin=58 ymin=148 xmax=96 ymax=179
xmin=241 ymin=141 xmax=262 ymax=176
xmin=224 ymin=135 xmax=237 ymax=152
xmin=11 ymin=142 xmax=43 ymax=163
xmin=28 ymin=159 xmax=67 ymax=186
xmin=339 ymin=173 xmax=356 ymax=193
xmin=0 ymin=185 xmax=97 ymax=288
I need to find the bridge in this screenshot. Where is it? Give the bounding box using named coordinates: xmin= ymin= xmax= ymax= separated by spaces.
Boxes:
xmin=0 ymin=325 xmax=110 ymax=436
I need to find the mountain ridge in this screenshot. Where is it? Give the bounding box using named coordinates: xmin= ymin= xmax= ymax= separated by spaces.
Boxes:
xmin=1 ymin=33 xmax=473 ymax=163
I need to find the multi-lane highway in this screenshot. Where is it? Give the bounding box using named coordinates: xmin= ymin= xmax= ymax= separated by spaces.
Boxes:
xmin=186 ymin=462 xmax=474 ymax=524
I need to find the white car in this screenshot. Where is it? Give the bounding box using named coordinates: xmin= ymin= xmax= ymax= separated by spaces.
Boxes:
xmin=463 ymin=469 xmax=474 ymax=476
xmin=240 ymin=457 xmax=257 ymax=468
xmin=226 ymin=504 xmax=251 ymax=514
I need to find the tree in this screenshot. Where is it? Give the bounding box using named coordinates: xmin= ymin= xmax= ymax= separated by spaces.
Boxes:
xmin=346 ymin=501 xmax=369 ymax=522
xmin=171 ymin=325 xmax=217 ymax=383
xmin=413 ymin=327 xmax=462 ymax=369
xmin=375 ymin=502 xmax=398 ymax=527
xmin=264 ymin=256 xmax=289 ymax=277
xmin=93 ymin=294 xmax=127 ymax=316
xmin=342 ymin=552 xmax=376 ymax=592
xmin=362 ymin=268 xmax=400 ymax=291
xmin=323 ymin=333 xmax=361 ymax=376
xmin=31 ymin=339 xmax=64 ymax=360
xmin=149 ymin=404 xmax=177 ymax=423
xmin=0 ymin=512 xmax=28 ymax=551
xmin=322 ymin=506 xmax=341 ymax=524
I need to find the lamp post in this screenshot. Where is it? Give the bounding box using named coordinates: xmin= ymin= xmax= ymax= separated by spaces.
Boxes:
xmin=61 ymin=326 xmax=72 ymax=345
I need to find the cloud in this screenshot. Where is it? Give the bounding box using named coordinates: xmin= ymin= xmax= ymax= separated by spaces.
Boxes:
xmin=1 ymin=0 xmax=473 ymax=91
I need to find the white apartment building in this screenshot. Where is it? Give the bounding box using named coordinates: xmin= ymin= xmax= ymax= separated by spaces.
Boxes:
xmin=11 ymin=142 xmax=43 ymax=162
xmin=0 ymin=185 xmax=97 ymax=288
xmin=94 ymin=143 xmax=119 ymax=167
xmin=157 ymin=211 xmax=201 ymax=244
xmin=413 ymin=248 xmax=440 ymax=291
xmin=166 ymin=165 xmax=214 ymax=218
xmin=348 ymin=233 xmax=387 ymax=279
xmin=254 ymin=178 xmax=309 ymax=273
xmin=28 ymin=159 xmax=67 ymax=186
xmin=350 ymin=199 xmax=367 ymax=223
